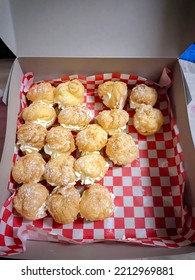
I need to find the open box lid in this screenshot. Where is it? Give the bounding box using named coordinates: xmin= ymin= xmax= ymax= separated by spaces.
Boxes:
xmin=0 ymin=0 xmax=195 ymax=58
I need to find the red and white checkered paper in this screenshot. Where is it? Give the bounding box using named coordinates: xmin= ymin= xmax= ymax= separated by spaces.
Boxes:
xmin=1 ymin=69 xmax=195 ymax=256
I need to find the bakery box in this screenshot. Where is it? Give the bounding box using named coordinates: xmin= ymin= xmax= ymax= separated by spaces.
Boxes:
xmin=0 ymin=0 xmax=195 ymax=259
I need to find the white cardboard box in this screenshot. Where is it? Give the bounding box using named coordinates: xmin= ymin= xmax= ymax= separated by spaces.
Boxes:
xmin=0 ymin=0 xmax=195 ymax=259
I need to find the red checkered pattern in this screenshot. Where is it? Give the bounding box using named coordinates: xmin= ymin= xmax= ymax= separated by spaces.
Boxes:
xmin=1 ymin=69 xmax=195 ymax=256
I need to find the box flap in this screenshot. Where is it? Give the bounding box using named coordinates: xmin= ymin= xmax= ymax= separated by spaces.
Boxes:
xmin=1 ymin=0 xmax=195 ymax=58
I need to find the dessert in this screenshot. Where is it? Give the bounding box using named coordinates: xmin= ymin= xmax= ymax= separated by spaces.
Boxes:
xmin=79 ymin=183 xmax=114 ymax=221
xmin=98 ymin=81 xmax=128 ymax=109
xmin=133 ymin=104 xmax=164 ymax=136
xmin=96 ymin=109 xmax=129 ymax=135
xmin=17 ymin=122 xmax=47 ymax=154
xmin=26 ymin=82 xmax=54 ymax=104
xmin=76 ymin=124 xmax=108 ymax=153
xmin=13 ymin=182 xmax=49 ymax=220
xmin=44 ymin=154 xmax=76 ymax=187
xmin=58 ymin=105 xmax=93 ymax=131
xmin=46 ymin=186 xmax=80 ymax=224
xmin=129 ymin=84 xmax=158 ymax=109
xmin=22 ymin=100 xmax=56 ymax=128
xmin=54 ymin=79 xmax=84 ymax=108
xmin=74 ymin=152 xmax=109 ymax=184
xmin=106 ymin=132 xmax=138 ymax=165
xmin=44 ymin=126 xmax=75 ymax=156
xmin=12 ymin=152 xmax=46 ymax=184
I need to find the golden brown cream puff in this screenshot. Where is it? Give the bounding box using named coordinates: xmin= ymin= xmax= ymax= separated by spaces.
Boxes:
xmin=44 ymin=126 xmax=75 ymax=156
xmin=96 ymin=109 xmax=129 ymax=135
xmin=76 ymin=124 xmax=108 ymax=153
xmin=26 ymin=82 xmax=54 ymax=104
xmin=22 ymin=100 xmax=57 ymax=128
xmin=129 ymin=84 xmax=158 ymax=109
xmin=13 ymin=182 xmax=49 ymax=220
xmin=133 ymin=104 xmax=164 ymax=135
xmin=44 ymin=154 xmax=76 ymax=187
xmin=17 ymin=122 xmax=47 ymax=154
xmin=79 ymin=183 xmax=114 ymax=221
xmin=12 ymin=152 xmax=46 ymax=184
xmin=54 ymin=79 xmax=84 ymax=108
xmin=46 ymin=186 xmax=80 ymax=224
xmin=106 ymin=132 xmax=138 ymax=165
xmin=98 ymin=81 xmax=128 ymax=109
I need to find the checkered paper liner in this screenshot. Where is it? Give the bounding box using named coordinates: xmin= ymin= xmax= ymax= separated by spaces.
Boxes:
xmin=1 ymin=69 xmax=195 ymax=256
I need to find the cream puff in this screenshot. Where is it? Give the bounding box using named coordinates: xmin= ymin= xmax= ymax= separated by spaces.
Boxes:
xmin=98 ymin=81 xmax=128 ymax=109
xmin=54 ymin=79 xmax=84 ymax=108
xmin=129 ymin=84 xmax=158 ymax=109
xmin=22 ymin=100 xmax=57 ymax=128
xmin=13 ymin=182 xmax=49 ymax=220
xmin=17 ymin=122 xmax=47 ymax=154
xmin=46 ymin=186 xmax=80 ymax=224
xmin=74 ymin=152 xmax=109 ymax=185
xmin=12 ymin=152 xmax=46 ymax=184
xmin=79 ymin=183 xmax=114 ymax=221
xmin=58 ymin=105 xmax=93 ymax=131
xmin=96 ymin=109 xmax=129 ymax=135
xmin=76 ymin=124 xmax=108 ymax=153
xmin=133 ymin=104 xmax=164 ymax=136
xmin=44 ymin=126 xmax=75 ymax=157
xmin=106 ymin=132 xmax=138 ymax=165
xmin=26 ymin=82 xmax=54 ymax=104
xmin=44 ymin=154 xmax=76 ymax=187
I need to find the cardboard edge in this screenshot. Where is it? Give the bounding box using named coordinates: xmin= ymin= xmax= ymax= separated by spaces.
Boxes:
xmin=0 ymin=58 xmax=23 ymax=207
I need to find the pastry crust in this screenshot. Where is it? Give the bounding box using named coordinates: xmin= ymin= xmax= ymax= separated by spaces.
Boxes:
xmin=130 ymin=84 xmax=158 ymax=109
xmin=96 ymin=109 xmax=129 ymax=135
xmin=106 ymin=132 xmax=138 ymax=165
xmin=74 ymin=152 xmax=109 ymax=185
xmin=17 ymin=122 xmax=47 ymax=154
xmin=54 ymin=79 xmax=84 ymax=108
xmin=44 ymin=126 xmax=75 ymax=156
xmin=44 ymin=154 xmax=76 ymax=187
xmin=58 ymin=105 xmax=92 ymax=131
xmin=13 ymin=182 xmax=49 ymax=220
xmin=46 ymin=186 xmax=80 ymax=224
xmin=22 ymin=100 xmax=57 ymax=128
xmin=76 ymin=124 xmax=108 ymax=153
xmin=26 ymin=82 xmax=54 ymax=104
xmin=12 ymin=152 xmax=46 ymax=184
xmin=98 ymin=81 xmax=128 ymax=109
xmin=79 ymin=183 xmax=114 ymax=221
xmin=133 ymin=104 xmax=164 ymax=135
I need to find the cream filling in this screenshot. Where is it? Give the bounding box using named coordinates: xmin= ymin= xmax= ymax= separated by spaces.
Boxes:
xmin=107 ymin=125 xmax=127 ymax=135
xmin=60 ymin=123 xmax=84 ymax=131
xmin=75 ymin=162 xmax=109 ymax=185
xmin=33 ymin=117 xmax=55 ymax=128
xmin=36 ymin=202 xmax=47 ymax=219
xmin=47 ymin=180 xmax=76 ymax=187
xmin=18 ymin=143 xmax=39 ymax=153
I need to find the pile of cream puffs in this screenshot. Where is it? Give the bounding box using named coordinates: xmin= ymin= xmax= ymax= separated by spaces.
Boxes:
xmin=12 ymin=78 xmax=164 ymax=225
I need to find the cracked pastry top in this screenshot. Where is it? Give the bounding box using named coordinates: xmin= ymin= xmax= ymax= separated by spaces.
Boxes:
xmin=129 ymin=84 xmax=158 ymax=109
xmin=12 ymin=152 xmax=46 ymax=184
xmin=44 ymin=154 xmax=76 ymax=187
xmin=106 ymin=132 xmax=138 ymax=166
xmin=22 ymin=100 xmax=57 ymax=128
xmin=58 ymin=105 xmax=93 ymax=131
xmin=79 ymin=183 xmax=114 ymax=221
xmin=44 ymin=126 xmax=75 ymax=157
xmin=46 ymin=186 xmax=80 ymax=224
xmin=76 ymin=124 xmax=108 ymax=153
xmin=26 ymin=82 xmax=54 ymax=104
xmin=96 ymin=109 xmax=129 ymax=135
xmin=98 ymin=81 xmax=128 ymax=109
xmin=17 ymin=122 xmax=47 ymax=154
xmin=13 ymin=182 xmax=49 ymax=220
xmin=54 ymin=79 xmax=85 ymax=108
xmin=133 ymin=104 xmax=164 ymax=136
